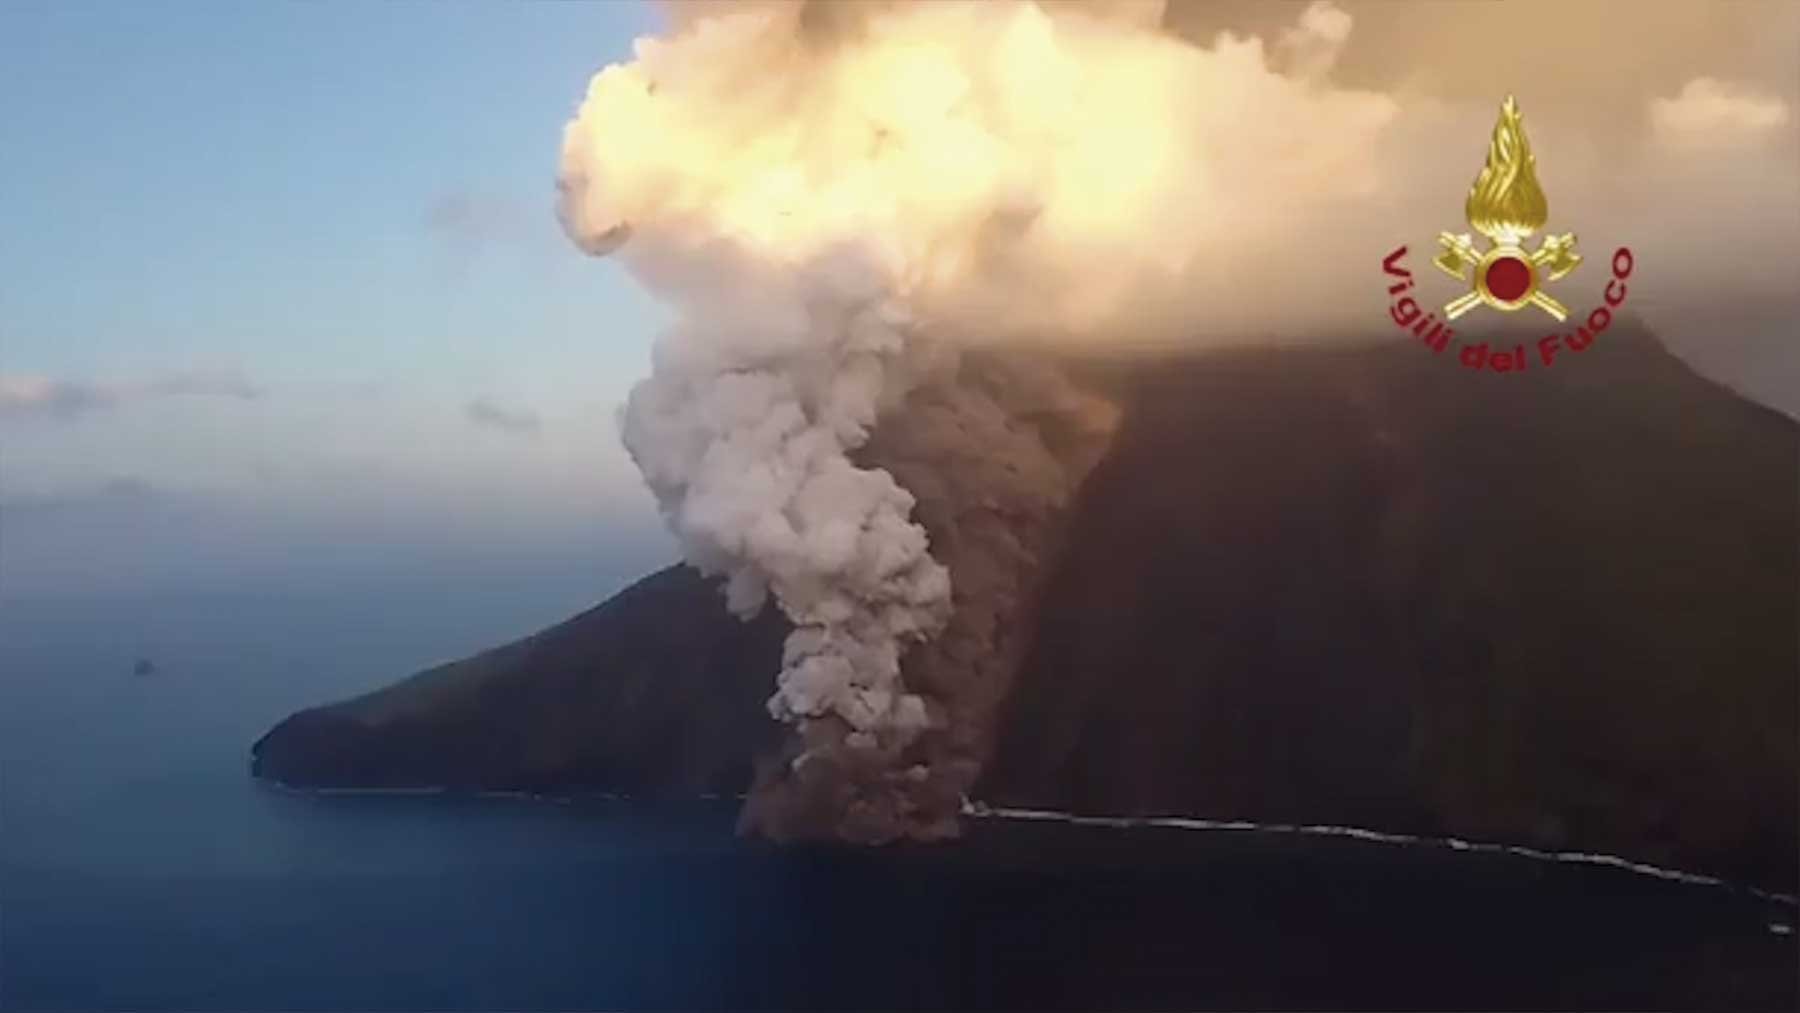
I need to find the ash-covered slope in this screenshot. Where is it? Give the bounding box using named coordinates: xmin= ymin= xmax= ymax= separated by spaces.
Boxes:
xmin=253 ymin=323 xmax=1797 ymax=889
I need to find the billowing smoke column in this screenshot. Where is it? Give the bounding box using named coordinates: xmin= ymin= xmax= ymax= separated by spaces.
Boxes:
xmin=602 ymin=241 xmax=952 ymax=745
xmin=557 ymin=0 xmax=1398 ymax=839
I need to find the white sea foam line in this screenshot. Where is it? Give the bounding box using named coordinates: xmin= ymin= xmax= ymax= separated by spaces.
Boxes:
xmin=257 ymin=778 xmax=1793 ymax=906
xmin=260 ymin=782 xmax=451 ymax=797
xmin=961 ymin=800 xmax=1799 ymax=906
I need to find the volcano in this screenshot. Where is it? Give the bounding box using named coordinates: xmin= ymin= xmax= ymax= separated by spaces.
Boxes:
xmin=252 ymin=322 xmax=1797 ymax=893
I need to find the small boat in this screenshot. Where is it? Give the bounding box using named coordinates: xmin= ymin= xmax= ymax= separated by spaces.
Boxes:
xmin=132 ymin=658 xmax=157 ymax=677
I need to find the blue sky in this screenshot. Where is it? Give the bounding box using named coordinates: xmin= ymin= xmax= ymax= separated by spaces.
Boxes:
xmin=1 ymin=2 xmax=680 ymax=597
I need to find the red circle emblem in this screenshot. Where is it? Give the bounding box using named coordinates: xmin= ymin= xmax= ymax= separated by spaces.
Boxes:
xmin=1484 ymin=256 xmax=1532 ymax=302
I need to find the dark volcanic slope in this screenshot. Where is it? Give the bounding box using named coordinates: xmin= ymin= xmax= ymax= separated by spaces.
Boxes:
xmin=253 ymin=567 xmax=784 ymax=795
xmin=254 ymin=322 xmax=1798 ymax=889
xmin=982 ymin=324 xmax=1798 ymax=890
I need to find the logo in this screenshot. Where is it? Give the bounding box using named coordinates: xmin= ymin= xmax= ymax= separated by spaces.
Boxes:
xmin=1380 ymin=95 xmax=1636 ymax=373
xmin=1435 ymin=95 xmax=1581 ymax=321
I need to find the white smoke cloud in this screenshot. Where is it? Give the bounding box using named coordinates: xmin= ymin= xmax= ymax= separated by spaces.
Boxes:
xmin=557 ymin=0 xmax=1418 ymax=752
xmin=606 ymin=236 xmax=951 ymax=739
xmin=567 ymin=1 xmax=1405 ymax=346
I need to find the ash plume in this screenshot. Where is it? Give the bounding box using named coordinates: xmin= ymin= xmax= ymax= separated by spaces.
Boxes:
xmin=736 ymin=351 xmax=1120 ymax=841
xmin=555 ymin=0 xmax=1399 ymax=839
xmin=554 ymin=0 xmax=1799 ymax=839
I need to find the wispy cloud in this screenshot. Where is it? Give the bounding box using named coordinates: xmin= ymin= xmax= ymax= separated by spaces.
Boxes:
xmin=424 ymin=193 xmax=535 ymax=248
xmin=0 ymin=369 xmax=262 ymax=421
xmin=465 ymin=397 xmax=541 ymax=436
xmin=1651 ymin=77 xmax=1792 ymax=150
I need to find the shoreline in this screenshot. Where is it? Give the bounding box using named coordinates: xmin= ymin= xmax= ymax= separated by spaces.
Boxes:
xmin=249 ymin=773 xmax=1797 ymax=908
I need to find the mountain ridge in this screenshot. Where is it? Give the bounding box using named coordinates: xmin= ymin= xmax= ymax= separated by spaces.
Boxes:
xmin=253 ymin=324 xmax=1798 ymax=890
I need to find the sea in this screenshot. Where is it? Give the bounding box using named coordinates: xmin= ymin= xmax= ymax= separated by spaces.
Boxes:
xmin=2 ymin=573 xmax=1795 ymax=1011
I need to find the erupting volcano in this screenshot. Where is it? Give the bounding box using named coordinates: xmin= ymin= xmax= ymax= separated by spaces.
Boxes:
xmin=549 ymin=0 xmax=1398 ymax=840
xmin=254 ymin=0 xmax=1797 ymax=895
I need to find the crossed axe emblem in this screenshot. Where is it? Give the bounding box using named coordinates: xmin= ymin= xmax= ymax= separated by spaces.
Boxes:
xmin=1434 ymin=231 xmax=1582 ymax=321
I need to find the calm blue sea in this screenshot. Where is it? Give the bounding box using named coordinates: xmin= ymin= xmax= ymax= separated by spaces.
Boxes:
xmin=0 ymin=573 xmax=756 ymax=1009
xmin=2 ymin=573 xmax=1794 ymax=1011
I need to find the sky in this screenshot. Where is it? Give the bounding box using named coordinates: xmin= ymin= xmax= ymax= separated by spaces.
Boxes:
xmin=2 ymin=0 xmax=1795 ymax=602
xmin=1 ymin=2 xmax=678 ymax=598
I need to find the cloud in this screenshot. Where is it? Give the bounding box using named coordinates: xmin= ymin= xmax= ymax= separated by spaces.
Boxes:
xmin=464 ymin=397 xmax=542 ymax=435
xmin=423 ymin=191 xmax=569 ymax=280
xmin=0 ymin=369 xmax=262 ymax=421
xmin=1651 ymin=78 xmax=1791 ymax=149
xmin=424 ymin=193 xmax=537 ymax=249
xmin=0 ymin=375 xmax=111 ymax=419
xmin=1276 ymin=0 xmax=1353 ymax=82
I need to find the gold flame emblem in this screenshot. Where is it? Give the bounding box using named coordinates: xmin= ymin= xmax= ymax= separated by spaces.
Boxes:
xmin=1435 ymin=96 xmax=1580 ymax=320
